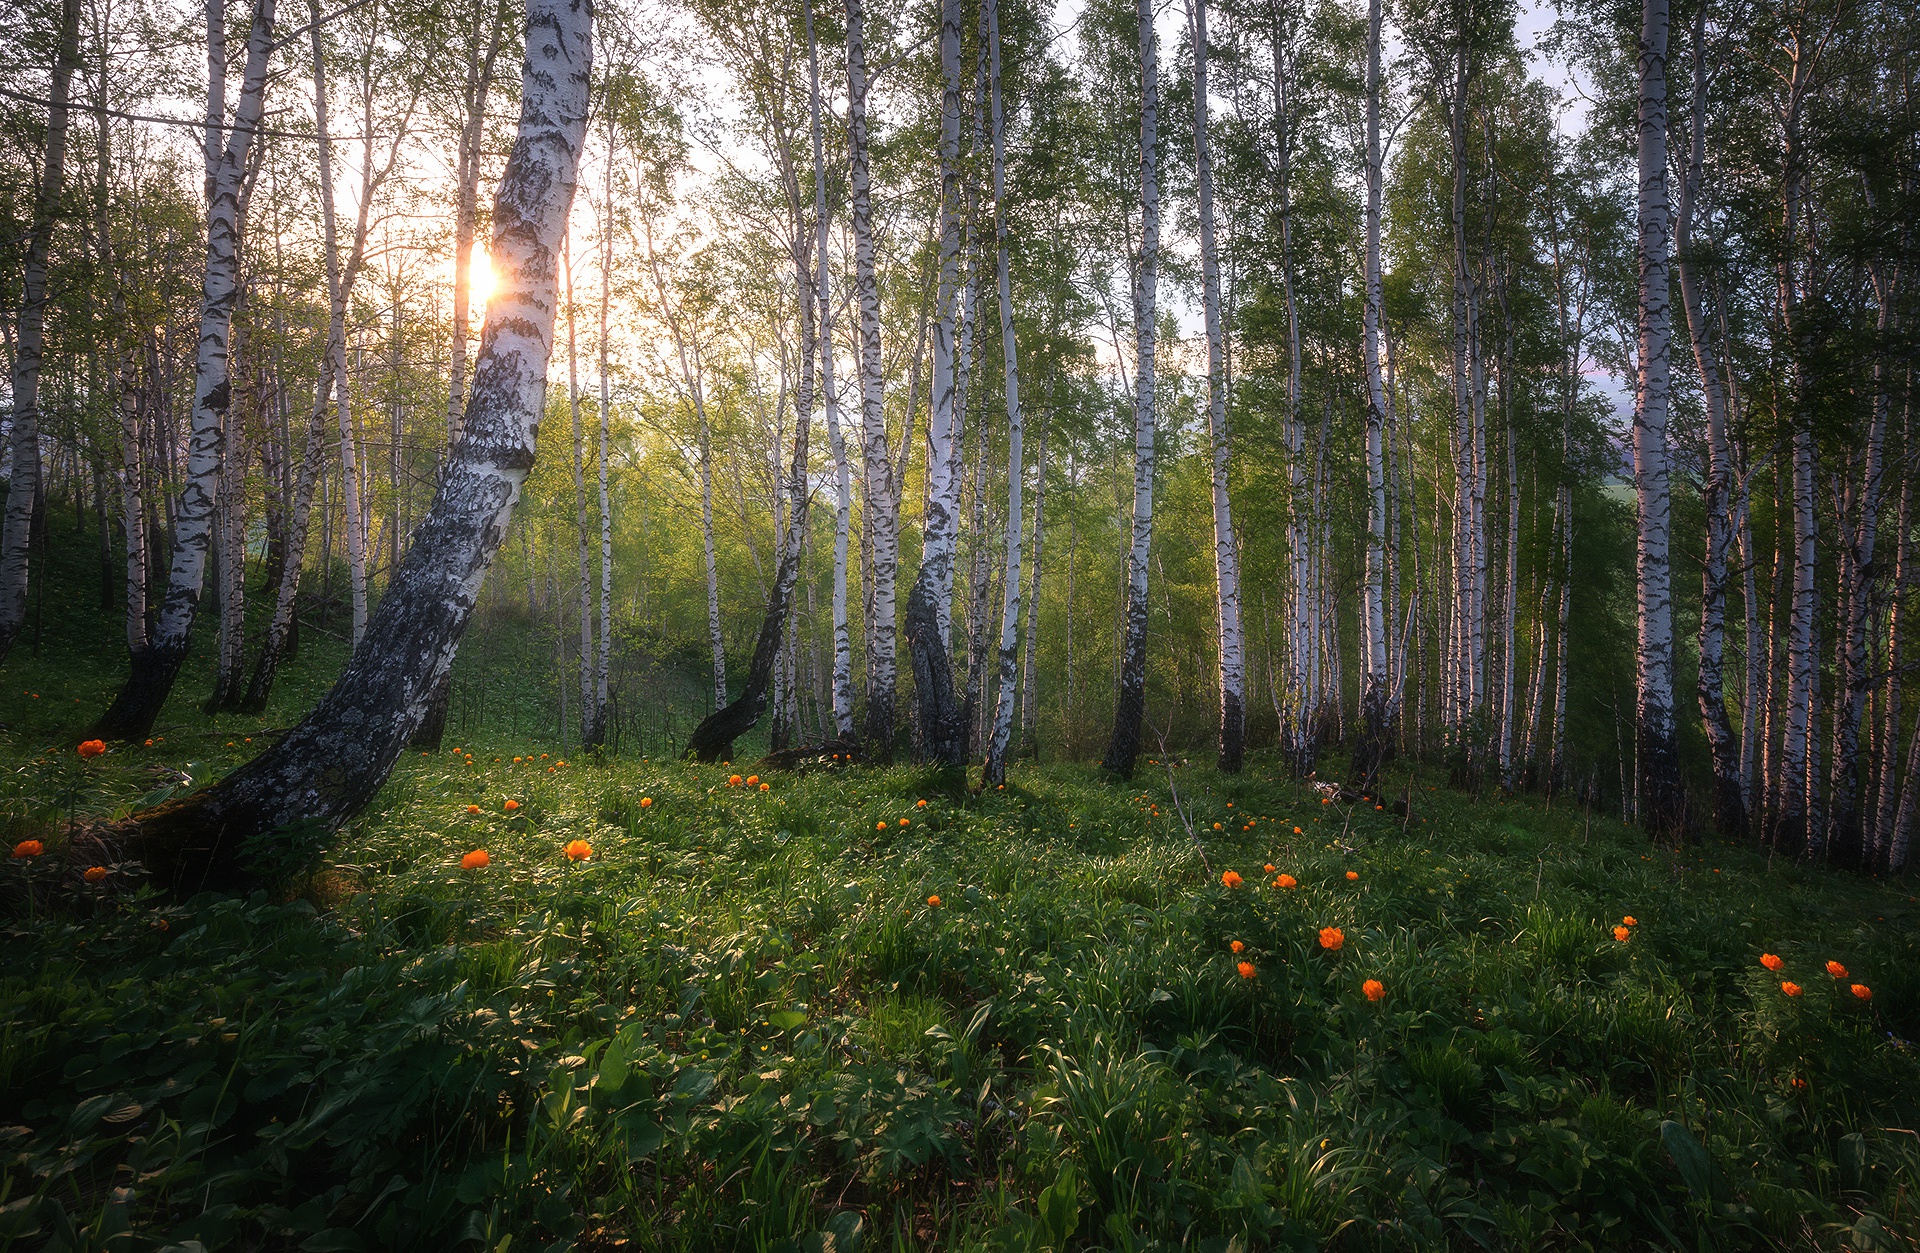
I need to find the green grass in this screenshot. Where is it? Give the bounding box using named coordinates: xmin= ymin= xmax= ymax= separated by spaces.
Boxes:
xmin=4 ymin=731 xmax=1920 ymax=1252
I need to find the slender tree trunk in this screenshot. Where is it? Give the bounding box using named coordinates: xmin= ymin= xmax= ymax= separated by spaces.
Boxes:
xmin=847 ymin=0 xmax=897 ymax=758
xmin=981 ymin=0 xmax=1024 ymax=787
xmin=594 ymin=126 xmax=614 ymax=749
xmin=119 ymin=341 xmax=148 ymax=654
xmin=1776 ymin=62 xmax=1815 ymax=855
xmin=564 ymin=247 xmax=601 ymax=746
xmin=1019 ymin=413 xmax=1048 ymax=755
xmin=1632 ymin=0 xmax=1682 ymax=835
xmin=806 ymin=0 xmax=855 ymax=740
xmin=904 ymin=0 xmax=969 ymax=766
xmin=93 ymin=0 xmax=275 ymax=739
xmin=1355 ymin=0 xmax=1391 ymax=786
xmin=1268 ymin=0 xmax=1310 ymax=775
xmin=240 ymin=364 xmax=330 ymax=712
xmin=1100 ymin=0 xmax=1159 ymax=780
xmin=0 ymin=0 xmax=80 ymax=665
xmin=120 ymin=0 xmax=591 ymax=886
xmin=445 ymin=0 xmax=508 ymax=448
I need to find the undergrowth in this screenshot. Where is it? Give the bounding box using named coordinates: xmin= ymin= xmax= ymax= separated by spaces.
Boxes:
xmin=3 ymin=732 xmax=1919 ymax=1252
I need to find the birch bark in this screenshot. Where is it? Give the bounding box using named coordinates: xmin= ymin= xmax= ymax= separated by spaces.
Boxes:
xmin=564 ymin=247 xmax=601 ymax=747
xmin=1355 ymin=0 xmax=1391 ymax=786
xmin=981 ymin=0 xmax=1024 ymax=786
xmin=92 ymin=0 xmax=275 ymax=739
xmin=124 ymin=0 xmax=592 ymax=885
xmin=1099 ymin=0 xmax=1159 ymax=779
xmin=0 ymin=0 xmax=80 ymax=665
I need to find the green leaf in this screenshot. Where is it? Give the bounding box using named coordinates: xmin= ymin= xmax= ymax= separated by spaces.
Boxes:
xmin=669 ymin=1067 xmax=715 ymax=1104
xmin=1838 ymin=1132 xmax=1868 ymax=1194
xmin=769 ymin=1010 xmax=808 ymax=1032
xmin=1659 ymin=1120 xmax=1718 ymax=1202
xmin=1037 ymin=1160 xmax=1080 ymax=1248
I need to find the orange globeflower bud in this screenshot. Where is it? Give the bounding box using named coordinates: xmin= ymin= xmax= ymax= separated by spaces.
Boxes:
xmin=514 ymin=756 xmax=523 ymax=763
xmin=84 ymin=866 xmax=109 ymax=882
xmin=1362 ymin=979 xmax=1385 ymax=1002
xmin=1622 ymin=916 xmax=1638 ymax=926
xmin=759 ymin=782 xmax=770 ymax=791
xmin=877 ymin=821 xmax=888 ymax=831
xmin=746 ymin=775 xmax=759 ymax=786
xmin=1851 ymin=983 xmax=1872 ymax=1000
xmin=11 ymin=840 xmax=43 ymax=859
xmin=640 ymin=797 xmax=653 ymax=808
xmin=729 ymin=775 xmax=743 ymax=787
xmin=1760 ymin=953 xmax=1784 ymax=971
xmin=916 ymin=799 xmax=928 ymax=808
xmin=1237 ymin=961 xmax=1256 ymax=980
xmin=1346 ymin=870 xmax=1359 ymax=881
xmin=1293 ymin=826 xmax=1302 ymax=834
xmin=1264 ymin=864 xmax=1276 ymax=874
xmin=899 ymin=818 xmax=909 ymax=827
xmin=465 ymin=804 xmax=480 ymax=814
xmin=503 ymin=799 xmax=520 ymax=811
xmin=1220 ymin=870 xmax=1243 ymax=888
xmin=927 ymin=895 xmax=941 ymax=907
xmin=1613 ymin=926 xmax=1631 ymax=942
xmin=461 ymin=850 xmax=490 ymax=869
xmin=1825 ymin=960 xmax=1848 ymax=979
xmin=1230 ymin=940 xmax=1245 ymax=954
xmin=564 ymin=840 xmax=593 ymax=862
xmin=1276 ymin=874 xmax=1297 ymax=889
xmin=77 ymin=739 xmax=106 ymax=759
xmin=1318 ymin=927 xmax=1345 ymax=951
xmin=1212 ymin=822 xmax=1223 ymax=831
xmin=1781 ymin=981 xmax=1802 ymax=997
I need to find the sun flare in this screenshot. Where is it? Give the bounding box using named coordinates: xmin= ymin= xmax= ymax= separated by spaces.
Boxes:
xmin=468 ymin=249 xmax=495 ymax=307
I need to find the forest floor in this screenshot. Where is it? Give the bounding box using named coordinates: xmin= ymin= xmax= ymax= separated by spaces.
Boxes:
xmin=5 ymin=704 xmax=1920 ymax=1251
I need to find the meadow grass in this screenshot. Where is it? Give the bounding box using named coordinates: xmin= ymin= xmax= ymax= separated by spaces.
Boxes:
xmin=3 ymin=723 xmax=1919 ymax=1252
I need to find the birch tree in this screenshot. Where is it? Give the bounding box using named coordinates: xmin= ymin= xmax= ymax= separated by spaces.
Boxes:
xmin=981 ymin=0 xmax=1024 ymax=787
xmin=1354 ymin=0 xmax=1392 ymax=786
xmin=124 ymin=0 xmax=593 ymax=884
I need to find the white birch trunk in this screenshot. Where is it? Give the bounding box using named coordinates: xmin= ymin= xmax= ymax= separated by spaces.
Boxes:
xmin=981 ymin=0 xmax=1024 ymax=786
xmin=594 ymin=132 xmax=614 ymax=744
xmin=1100 ymin=0 xmax=1158 ymax=778
xmin=1356 ymin=0 xmax=1391 ymax=784
xmin=564 ymin=246 xmax=599 ymax=746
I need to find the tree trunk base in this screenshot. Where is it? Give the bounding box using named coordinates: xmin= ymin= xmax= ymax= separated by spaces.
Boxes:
xmin=93 ymin=642 xmax=190 ymax=741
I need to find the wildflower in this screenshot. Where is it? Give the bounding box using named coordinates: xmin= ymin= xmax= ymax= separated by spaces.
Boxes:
xmin=729 ymin=775 xmax=743 ymax=787
xmin=1760 ymin=953 xmax=1783 ymax=972
xmin=1237 ymin=961 xmax=1256 ymax=980
xmin=556 ymin=761 xmax=566 ymax=768
xmin=1264 ymin=863 xmax=1275 ymax=873
xmin=899 ymin=818 xmax=909 ymax=827
xmin=461 ymin=850 xmax=490 ymax=869
xmin=1826 ymin=960 xmax=1848 ymax=979
xmin=1318 ymin=927 xmax=1345 ymax=951
xmin=564 ymin=840 xmax=593 ymax=862
xmin=928 ymin=895 xmax=941 ymax=907
xmin=1781 ymin=981 xmax=1802 ymax=997
xmin=465 ymin=804 xmax=480 ymax=814
xmin=760 ymin=783 xmax=770 ymax=792
xmin=640 ymin=797 xmax=653 ymax=808
xmin=77 ymin=739 xmax=106 ymax=759
xmin=1613 ymin=925 xmax=1631 ymax=942
xmin=1293 ymin=826 xmax=1302 ymax=834
xmin=1231 ymin=940 xmax=1245 ymax=954
xmin=1362 ymin=979 xmax=1385 ymax=1002
xmin=503 ymin=799 xmax=520 ymax=812
xmin=1221 ymin=870 xmax=1244 ymax=888
xmin=144 ymin=739 xmax=153 ymax=747
xmin=1346 ymin=870 xmax=1359 ymax=881
xmin=877 ymin=821 xmax=888 ymax=831
xmin=745 ymin=775 xmax=759 ymax=786
xmin=1852 ymin=983 xmax=1872 ymax=1000
xmin=917 ymin=799 xmax=928 ymax=808
xmin=1275 ymin=874 xmax=1297 ymax=889
xmin=514 ymin=756 xmax=523 ymax=763
xmin=84 ymin=866 xmax=109 ymax=882
xmin=11 ymin=840 xmax=43 ymax=859
xmin=541 ymin=754 xmax=549 ymax=759
xmin=1622 ymin=916 xmax=1637 ymax=926
xmin=1212 ymin=822 xmax=1223 ymax=831
xmin=1791 ymin=1077 xmax=1808 ymax=1090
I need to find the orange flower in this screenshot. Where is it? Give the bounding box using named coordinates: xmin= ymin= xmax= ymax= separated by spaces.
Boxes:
xmin=1275 ymin=873 xmax=1297 ymax=889
xmin=1230 ymin=940 xmax=1245 ymax=954
xmin=917 ymin=799 xmax=928 ymax=808
xmin=1760 ymin=953 xmax=1783 ymax=971
xmin=11 ymin=840 xmax=43 ymax=859
xmin=1825 ymin=960 xmax=1848 ymax=979
xmin=1362 ymin=979 xmax=1385 ymax=1002
xmin=1264 ymin=864 xmax=1276 ymax=873
xmin=899 ymin=818 xmax=909 ymax=827
xmin=84 ymin=866 xmax=109 ymax=882
xmin=514 ymin=756 xmax=523 ymax=763
xmin=760 ymin=782 xmax=770 ymax=792
xmin=466 ymin=804 xmax=480 ymax=814
xmin=640 ymin=797 xmax=653 ymax=808
xmin=1292 ymin=826 xmax=1302 ymax=834
xmin=1781 ymin=981 xmax=1802 ymax=997
xmin=564 ymin=840 xmax=593 ymax=862
xmin=877 ymin=821 xmax=888 ymax=831
xmin=461 ymin=850 xmax=490 ymax=869
xmin=927 ymin=895 xmax=941 ymax=907
xmin=1237 ymin=961 xmax=1256 ymax=979
xmin=1622 ymin=916 xmax=1637 ymax=926
xmin=144 ymin=739 xmax=153 ymax=747
xmin=77 ymin=739 xmax=106 ymax=759
xmin=1212 ymin=822 xmax=1223 ymax=831
xmin=746 ymin=775 xmax=759 ymax=786
xmin=1613 ymin=925 xmax=1631 ymax=942
xmin=1791 ymin=1076 xmax=1809 ymax=1090
xmin=1220 ymin=870 xmax=1244 ymax=888
xmin=503 ymin=799 xmax=520 ymax=811
xmin=1318 ymin=927 xmax=1345 ymax=951
xmin=1346 ymin=870 xmax=1359 ymax=881
xmin=728 ymin=774 xmax=743 ymax=787
xmin=1851 ymin=983 xmax=1872 ymax=1000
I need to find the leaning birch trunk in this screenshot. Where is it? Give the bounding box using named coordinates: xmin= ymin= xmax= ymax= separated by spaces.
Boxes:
xmin=980 ymin=0 xmax=1023 ymax=788
xmin=1099 ymin=0 xmax=1158 ymax=780
xmin=1189 ymin=0 xmax=1245 ymax=774
xmin=1631 ymin=0 xmax=1682 ymax=835
xmin=564 ymin=249 xmax=602 ymax=747
xmin=118 ymin=0 xmax=591 ymax=888
xmin=1675 ymin=11 xmax=1744 ymax=835
xmin=92 ymin=0 xmax=274 ymax=740
xmin=847 ymin=0 xmax=897 ymax=757
xmin=807 ymin=0 xmax=855 ymax=740
xmin=903 ymin=0 xmax=969 ymax=767
xmin=0 ymin=0 xmax=78 ymax=664
xmin=1354 ymin=0 xmax=1391 ymax=787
